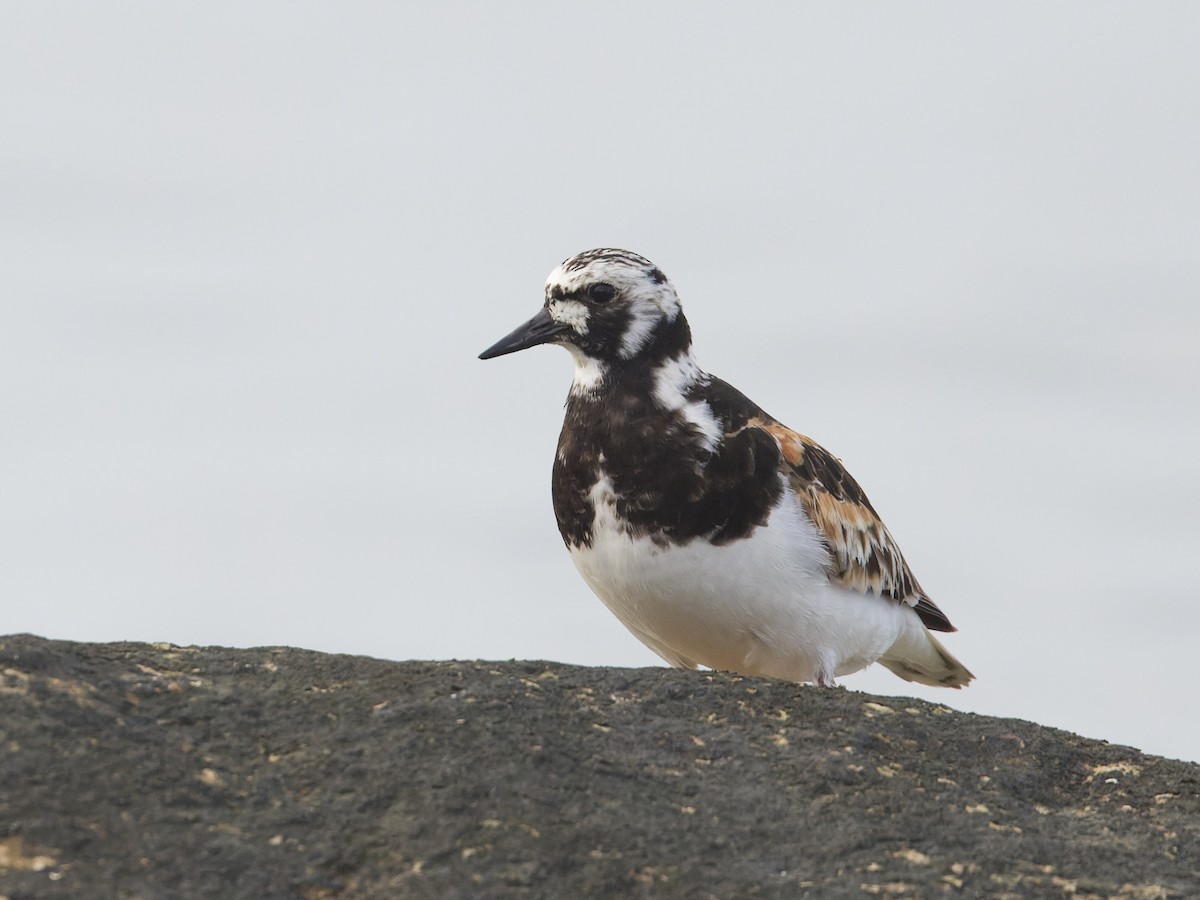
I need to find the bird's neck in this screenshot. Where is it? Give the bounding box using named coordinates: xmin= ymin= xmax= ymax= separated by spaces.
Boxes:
xmin=568 ymin=344 xmax=705 ymax=404
xmin=568 ymin=313 xmax=698 ymax=400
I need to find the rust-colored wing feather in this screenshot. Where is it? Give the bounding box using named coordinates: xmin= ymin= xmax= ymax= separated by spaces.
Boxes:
xmin=747 ymin=417 xmax=955 ymax=633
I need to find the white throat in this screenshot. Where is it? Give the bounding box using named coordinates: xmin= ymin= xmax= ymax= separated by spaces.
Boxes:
xmin=568 ymin=346 xmax=607 ymax=396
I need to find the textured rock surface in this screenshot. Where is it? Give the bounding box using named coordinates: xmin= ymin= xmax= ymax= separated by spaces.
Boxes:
xmin=0 ymin=634 xmax=1196 ymax=899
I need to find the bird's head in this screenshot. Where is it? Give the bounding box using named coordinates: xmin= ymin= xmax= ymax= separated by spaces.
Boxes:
xmin=478 ymin=249 xmax=693 ymax=391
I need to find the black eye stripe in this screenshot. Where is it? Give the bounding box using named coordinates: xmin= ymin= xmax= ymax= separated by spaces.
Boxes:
xmin=588 ymin=282 xmax=616 ymax=303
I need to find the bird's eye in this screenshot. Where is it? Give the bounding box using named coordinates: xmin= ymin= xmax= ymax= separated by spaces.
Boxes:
xmin=588 ymin=283 xmax=616 ymax=303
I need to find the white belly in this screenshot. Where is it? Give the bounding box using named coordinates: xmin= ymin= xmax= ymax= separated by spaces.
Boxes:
xmin=568 ymin=474 xmax=911 ymax=683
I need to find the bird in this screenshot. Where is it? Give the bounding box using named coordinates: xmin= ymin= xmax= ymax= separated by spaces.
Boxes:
xmin=478 ymin=248 xmax=973 ymax=689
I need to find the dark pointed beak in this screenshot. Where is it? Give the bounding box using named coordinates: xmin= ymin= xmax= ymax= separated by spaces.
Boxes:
xmin=478 ymin=307 xmax=569 ymax=360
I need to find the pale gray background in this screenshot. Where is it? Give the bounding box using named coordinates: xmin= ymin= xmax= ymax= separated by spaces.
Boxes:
xmin=3 ymin=4 xmax=1198 ymax=763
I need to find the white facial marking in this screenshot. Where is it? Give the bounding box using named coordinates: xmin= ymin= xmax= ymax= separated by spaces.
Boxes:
xmin=545 ymin=258 xmax=680 ymax=318
xmin=652 ymin=352 xmax=721 ymax=451
xmin=617 ymin=303 xmax=659 ymax=359
xmin=548 ymin=298 xmax=589 ymax=334
xmin=542 ymin=250 xmax=696 ymax=396
xmin=544 ymin=251 xmax=683 ymax=363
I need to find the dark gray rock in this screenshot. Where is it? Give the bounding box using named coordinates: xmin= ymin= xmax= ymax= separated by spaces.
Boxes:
xmin=0 ymin=634 xmax=1196 ymax=899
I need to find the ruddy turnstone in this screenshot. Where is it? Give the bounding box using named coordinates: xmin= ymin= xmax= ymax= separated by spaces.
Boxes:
xmin=479 ymin=248 xmax=973 ymax=688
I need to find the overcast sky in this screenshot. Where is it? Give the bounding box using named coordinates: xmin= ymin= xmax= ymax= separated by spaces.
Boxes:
xmin=3 ymin=3 xmax=1198 ymax=764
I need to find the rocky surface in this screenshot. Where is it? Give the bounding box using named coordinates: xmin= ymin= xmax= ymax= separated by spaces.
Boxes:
xmin=0 ymin=634 xmax=1196 ymax=899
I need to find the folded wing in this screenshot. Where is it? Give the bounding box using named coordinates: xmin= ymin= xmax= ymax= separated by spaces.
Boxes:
xmin=747 ymin=418 xmax=956 ymax=633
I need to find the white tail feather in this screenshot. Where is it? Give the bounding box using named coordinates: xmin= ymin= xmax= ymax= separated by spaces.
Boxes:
xmin=879 ymin=624 xmax=974 ymax=689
